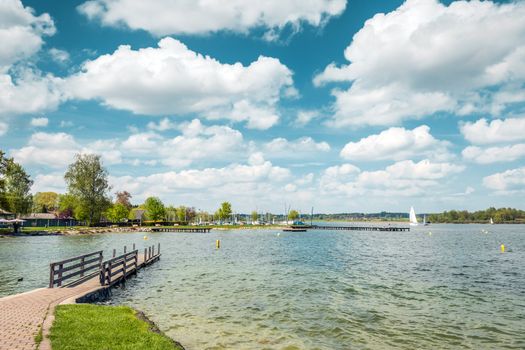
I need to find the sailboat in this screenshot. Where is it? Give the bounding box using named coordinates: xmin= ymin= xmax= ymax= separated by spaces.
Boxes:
xmin=409 ymin=206 xmax=418 ymax=226
xmin=490 ymin=218 xmax=494 ymax=225
xmin=423 ymin=214 xmax=429 ymax=226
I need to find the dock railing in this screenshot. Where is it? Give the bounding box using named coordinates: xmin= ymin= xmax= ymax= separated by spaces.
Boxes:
xmin=99 ymin=250 xmax=138 ymax=286
xmin=49 ymin=251 xmax=103 ymax=288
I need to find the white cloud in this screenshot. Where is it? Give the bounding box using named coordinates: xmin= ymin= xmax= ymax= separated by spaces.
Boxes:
xmin=460 ymin=118 xmax=525 ymax=145
xmin=31 ymin=172 xmax=66 ymax=193
xmin=11 ymin=132 xmax=122 ymax=169
xmin=264 ymin=137 xmax=330 ymax=154
xmin=0 ymin=121 xmax=7 ymax=135
xmin=123 ymin=119 xmax=244 ymax=167
xmin=462 ymin=144 xmax=525 ymax=164
xmin=109 ymin=155 xmax=292 ymax=205
xmin=321 ymin=159 xmax=464 ymax=197
xmin=295 ymin=110 xmax=320 ymax=126
xmin=314 ymin=0 xmax=525 ymax=127
xmin=341 ymin=125 xmax=451 ymax=161
xmin=30 ymin=117 xmax=48 ymax=127
xmin=64 ymin=38 xmax=294 ymax=129
xmin=49 ymin=48 xmax=70 ymax=63
xmin=0 ymin=0 xmax=55 ymax=70
xmin=0 ymin=69 xmax=63 ymax=117
xmin=59 ymin=120 xmax=74 ymax=128
xmin=11 ymin=132 xmax=78 ymax=168
xmin=483 ymin=167 xmax=525 ymax=191
xmin=77 ymin=0 xmax=346 ymax=38
xmin=147 ymin=117 xmax=177 ymax=131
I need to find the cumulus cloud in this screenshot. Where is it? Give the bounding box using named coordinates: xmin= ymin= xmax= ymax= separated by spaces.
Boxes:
xmin=11 ymin=132 xmax=122 ymax=168
xmin=0 ymin=0 xmax=55 ymax=70
xmin=321 ymin=159 xmax=464 ymax=197
xmin=483 ymin=167 xmax=525 ymax=192
xmin=314 ymin=0 xmax=525 ymax=126
xmin=30 ymin=117 xmax=48 ymax=127
xmin=31 ymin=172 xmax=66 ymax=193
xmin=340 ymin=125 xmax=451 ymax=161
xmin=263 ymin=137 xmax=330 ymax=154
xmin=77 ymin=0 xmax=346 ymax=38
xmin=123 ymin=119 xmax=245 ymax=167
xmin=48 ymin=48 xmax=70 ymax=63
xmin=462 ymin=144 xmax=525 ymax=164
xmin=0 ymin=1 xmax=63 ymax=120
xmin=109 ymin=155 xmax=291 ymax=205
xmin=64 ymin=38 xmax=294 ymax=129
xmin=460 ymin=118 xmax=525 ymax=145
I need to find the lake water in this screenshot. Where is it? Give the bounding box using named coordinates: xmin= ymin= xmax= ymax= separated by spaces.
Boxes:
xmin=1 ymin=224 xmax=524 ymax=349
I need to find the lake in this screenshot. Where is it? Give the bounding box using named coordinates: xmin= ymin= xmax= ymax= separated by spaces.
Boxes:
xmin=1 ymin=224 xmax=524 ymax=349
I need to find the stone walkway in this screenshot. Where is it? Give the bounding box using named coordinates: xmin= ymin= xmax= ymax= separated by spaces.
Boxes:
xmin=0 ymin=279 xmax=101 ymax=350
xmin=0 ymin=253 xmax=152 ymax=350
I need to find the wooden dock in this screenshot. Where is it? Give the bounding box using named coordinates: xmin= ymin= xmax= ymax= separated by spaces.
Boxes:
xmin=310 ymin=225 xmax=410 ymax=232
xmin=0 ymin=242 xmax=162 ymax=350
xmin=150 ymin=227 xmax=211 ymax=233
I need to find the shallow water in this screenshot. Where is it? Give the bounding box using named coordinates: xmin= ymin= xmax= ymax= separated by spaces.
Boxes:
xmin=1 ymin=224 xmax=524 ymax=349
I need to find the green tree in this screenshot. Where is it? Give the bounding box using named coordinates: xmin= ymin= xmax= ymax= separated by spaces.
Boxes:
xmin=144 ymin=197 xmax=165 ymax=221
xmin=175 ymin=206 xmax=187 ymax=222
xmin=2 ymin=159 xmax=33 ymax=216
xmin=288 ymin=209 xmax=299 ymax=221
xmin=32 ymin=192 xmax=59 ymax=213
xmin=216 ymin=202 xmax=232 ymax=222
xmin=64 ymin=154 xmax=111 ymax=226
xmin=106 ymin=203 xmax=130 ymax=223
xmin=251 ymin=211 xmax=258 ymax=222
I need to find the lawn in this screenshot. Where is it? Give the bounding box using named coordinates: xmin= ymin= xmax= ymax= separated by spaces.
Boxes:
xmin=50 ymin=304 xmax=183 ymax=350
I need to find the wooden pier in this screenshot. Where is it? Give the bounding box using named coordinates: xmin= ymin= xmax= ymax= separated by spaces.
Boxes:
xmin=1 ymin=242 xmax=162 ymax=350
xmin=310 ymin=225 xmax=410 ymax=232
xmin=150 ymin=227 xmax=211 ymax=233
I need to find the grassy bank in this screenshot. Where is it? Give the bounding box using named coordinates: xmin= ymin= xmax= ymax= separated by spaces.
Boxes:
xmin=50 ymin=304 xmax=183 ymax=350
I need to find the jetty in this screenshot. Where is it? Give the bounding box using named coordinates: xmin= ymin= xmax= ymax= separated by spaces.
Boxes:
xmin=0 ymin=243 xmax=161 ymax=350
xmin=151 ymin=227 xmax=211 ymax=233
xmin=284 ymin=224 xmax=410 ymax=232
xmin=310 ymin=225 xmax=410 ymax=232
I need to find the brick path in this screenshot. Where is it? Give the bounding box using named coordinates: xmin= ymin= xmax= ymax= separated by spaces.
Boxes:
xmin=0 ymin=254 xmax=151 ymax=350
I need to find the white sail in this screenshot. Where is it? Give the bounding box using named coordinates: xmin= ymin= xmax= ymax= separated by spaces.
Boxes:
xmin=490 ymin=217 xmax=494 ymax=225
xmin=423 ymin=214 xmax=427 ymax=225
xmin=409 ymin=206 xmax=418 ymax=226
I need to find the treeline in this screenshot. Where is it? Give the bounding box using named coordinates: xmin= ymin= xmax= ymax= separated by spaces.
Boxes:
xmin=428 ymin=207 xmax=525 ymax=224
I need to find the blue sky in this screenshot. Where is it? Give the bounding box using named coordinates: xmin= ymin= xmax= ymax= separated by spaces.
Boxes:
xmin=1 ymin=0 xmax=525 ymax=213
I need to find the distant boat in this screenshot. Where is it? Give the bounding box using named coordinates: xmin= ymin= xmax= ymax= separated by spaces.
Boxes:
xmin=423 ymin=214 xmax=430 ymax=226
xmin=490 ymin=218 xmax=494 ymax=225
xmin=409 ymin=207 xmax=418 ymax=226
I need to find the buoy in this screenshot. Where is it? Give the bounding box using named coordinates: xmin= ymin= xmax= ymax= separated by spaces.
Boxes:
xmin=428 ymin=231 xmax=432 ymax=236
xmin=277 ymin=232 xmax=281 ymax=237
xmin=216 ymin=239 xmax=220 ymax=249
xmin=144 ymin=235 xmax=148 ymax=240
xmin=500 ymin=244 xmax=505 ymax=253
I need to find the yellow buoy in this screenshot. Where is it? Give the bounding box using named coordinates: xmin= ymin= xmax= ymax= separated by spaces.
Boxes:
xmin=144 ymin=235 xmax=148 ymax=240
xmin=500 ymin=244 xmax=505 ymax=253
xmin=216 ymin=239 xmax=220 ymax=249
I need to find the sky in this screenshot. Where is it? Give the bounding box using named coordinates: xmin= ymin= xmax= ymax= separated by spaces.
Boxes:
xmin=1 ymin=0 xmax=525 ymax=214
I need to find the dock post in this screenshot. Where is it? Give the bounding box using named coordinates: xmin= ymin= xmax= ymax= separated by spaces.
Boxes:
xmin=158 ymin=243 xmax=160 ymax=255
xmin=133 ymin=243 xmax=136 ymax=251
xmin=144 ymin=248 xmax=147 ymax=264
xmin=152 ymin=245 xmax=155 ymax=257
xmin=80 ymin=257 xmax=85 ymax=277
xmin=49 ymin=264 xmax=54 ymax=288
xmin=113 ymin=249 xmax=116 ymax=258
xmin=124 ymin=245 xmax=127 ymax=254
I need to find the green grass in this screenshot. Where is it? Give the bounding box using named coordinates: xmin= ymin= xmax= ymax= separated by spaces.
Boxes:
xmin=50 ymin=304 xmax=183 ymax=350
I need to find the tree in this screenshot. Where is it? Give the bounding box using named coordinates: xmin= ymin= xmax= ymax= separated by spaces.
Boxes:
xmin=32 ymin=192 xmax=59 ymax=213
xmin=175 ymin=206 xmax=187 ymax=222
xmin=144 ymin=197 xmax=165 ymax=221
xmin=64 ymin=154 xmax=111 ymax=225
xmin=216 ymin=202 xmax=232 ymax=222
xmin=106 ymin=203 xmax=130 ymax=223
xmin=251 ymin=211 xmax=258 ymax=223
xmin=288 ymin=209 xmax=299 ymax=221
xmin=2 ymin=159 xmax=33 ymax=217
xmin=58 ymin=194 xmax=81 ymax=219
xmin=115 ymin=191 xmax=132 ymax=208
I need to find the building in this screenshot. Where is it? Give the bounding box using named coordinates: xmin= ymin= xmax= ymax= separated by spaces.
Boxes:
xmin=20 ymin=213 xmax=78 ymax=227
